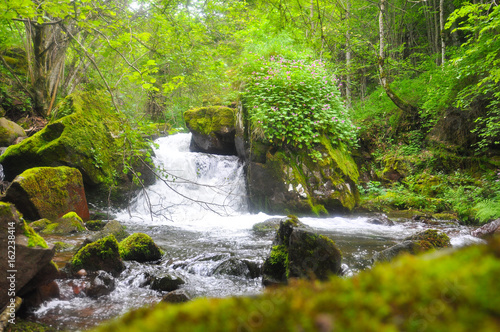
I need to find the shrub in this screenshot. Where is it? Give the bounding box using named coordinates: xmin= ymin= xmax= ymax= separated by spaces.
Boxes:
xmin=243 ymin=55 xmax=358 ymax=161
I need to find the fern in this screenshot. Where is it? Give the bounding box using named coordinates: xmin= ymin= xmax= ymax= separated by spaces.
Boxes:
xmin=474 ymin=198 xmax=500 ymax=224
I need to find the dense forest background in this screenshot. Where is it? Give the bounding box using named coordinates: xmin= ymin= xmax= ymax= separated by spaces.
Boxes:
xmin=0 ymin=0 xmax=499 ymax=223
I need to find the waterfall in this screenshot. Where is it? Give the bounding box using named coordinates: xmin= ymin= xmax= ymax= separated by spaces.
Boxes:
xmin=120 ymin=133 xmax=250 ymax=226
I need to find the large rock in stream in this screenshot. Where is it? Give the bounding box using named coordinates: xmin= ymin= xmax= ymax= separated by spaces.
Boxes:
xmin=373 ymin=229 xmax=452 ymax=263
xmin=0 ymin=202 xmax=56 ymax=310
xmin=3 ymin=166 xmax=89 ymax=221
xmin=183 ymin=103 xmax=360 ymax=215
xmin=262 ymin=216 xmax=342 ymax=286
xmin=0 ymin=92 xmax=155 ymax=203
xmin=184 ymin=106 xmax=237 ymax=155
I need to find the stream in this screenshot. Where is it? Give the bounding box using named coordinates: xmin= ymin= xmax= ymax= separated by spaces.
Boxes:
xmin=30 ymin=133 xmax=483 ymax=331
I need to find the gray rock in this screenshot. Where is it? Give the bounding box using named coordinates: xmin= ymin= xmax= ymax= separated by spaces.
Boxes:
xmin=151 ymin=274 xmax=185 ymax=292
xmin=161 ymin=289 xmax=191 ymax=304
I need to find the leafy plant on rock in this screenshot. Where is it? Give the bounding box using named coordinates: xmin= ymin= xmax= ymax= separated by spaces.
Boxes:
xmin=243 ymin=55 xmax=358 ymax=161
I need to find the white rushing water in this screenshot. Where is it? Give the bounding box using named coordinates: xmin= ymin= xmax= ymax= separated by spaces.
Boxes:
xmin=33 ymin=133 xmax=483 ymax=330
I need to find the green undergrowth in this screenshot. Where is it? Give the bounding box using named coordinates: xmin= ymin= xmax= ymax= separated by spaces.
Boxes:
xmin=93 ymin=237 xmax=500 ymax=331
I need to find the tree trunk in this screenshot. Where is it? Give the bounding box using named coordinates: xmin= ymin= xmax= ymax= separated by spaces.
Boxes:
xmin=378 ymin=0 xmax=419 ymax=116
xmin=345 ymin=0 xmax=352 ymax=108
xmin=440 ymin=0 xmax=446 ymax=67
xmin=25 ymin=20 xmax=71 ymax=117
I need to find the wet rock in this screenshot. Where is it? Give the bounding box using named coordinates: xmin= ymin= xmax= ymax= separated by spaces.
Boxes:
xmin=53 ymin=241 xmax=73 ymax=252
xmin=262 ymin=216 xmax=342 ymax=286
xmin=151 ymin=274 xmax=185 ymax=292
xmin=184 ymin=106 xmax=236 ymax=155
xmin=471 ymin=219 xmax=500 ymax=239
xmin=85 ymin=220 xmax=107 ymax=231
xmin=252 ymin=217 xmax=309 ymax=235
xmin=287 ymin=229 xmax=342 ymax=280
xmin=84 ymin=220 xmax=129 ymax=245
xmin=119 ymin=233 xmax=163 ymax=262
xmin=365 ymin=213 xmax=395 ymax=226
xmin=0 ymin=117 xmax=26 ymax=146
xmin=373 ymin=229 xmax=451 ymax=263
xmin=0 ymin=202 xmax=55 ymax=309
xmin=372 ymin=241 xmax=428 ymax=263
xmin=22 ymin=280 xmax=60 ymax=308
xmin=213 ymin=258 xmax=261 ymax=279
xmin=161 ymin=289 xmax=191 ymax=304
xmin=3 ymin=166 xmax=90 ymax=221
xmin=85 ymin=271 xmax=116 ymax=298
xmin=70 ymin=234 xmax=125 ymax=277
xmin=405 ymin=229 xmax=451 ymax=248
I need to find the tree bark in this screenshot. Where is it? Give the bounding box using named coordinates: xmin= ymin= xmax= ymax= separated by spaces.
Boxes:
xmin=440 ymin=0 xmax=446 ymax=67
xmin=345 ymin=0 xmax=352 ymax=108
xmin=378 ymin=0 xmax=419 ymax=115
xmin=25 ymin=20 xmax=71 ymax=117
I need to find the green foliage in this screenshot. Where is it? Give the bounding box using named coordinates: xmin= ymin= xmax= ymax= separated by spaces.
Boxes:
xmin=243 ymin=54 xmax=358 ymax=161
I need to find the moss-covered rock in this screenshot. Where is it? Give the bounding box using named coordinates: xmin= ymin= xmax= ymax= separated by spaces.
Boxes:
xmin=262 ymin=216 xmax=342 ymax=285
xmin=405 ymin=229 xmax=452 ymax=248
xmin=184 ymin=106 xmax=236 ymax=155
xmin=0 ymin=117 xmax=26 ymax=146
xmin=91 ymin=236 xmax=500 ymax=332
xmin=373 ymin=229 xmax=451 ymax=263
xmin=119 ymin=233 xmax=162 ymax=262
xmin=41 ymin=212 xmax=86 ymax=235
xmin=53 ymin=241 xmax=73 ymax=252
xmin=70 ymin=235 xmax=125 ymax=276
xmin=3 ymin=166 xmax=90 ymax=221
xmin=86 ymin=220 xmax=107 ymax=231
xmin=0 ymin=92 xmax=154 ymax=203
xmin=29 ymin=218 xmax=52 ymax=232
xmin=0 ymin=202 xmax=55 ymax=310
xmin=247 ymin=135 xmax=359 ymax=215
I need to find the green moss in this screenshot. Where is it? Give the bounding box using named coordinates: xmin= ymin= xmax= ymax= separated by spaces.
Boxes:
xmin=53 ymin=241 xmax=72 ymax=252
xmin=22 ymin=221 xmax=48 ymax=248
xmin=184 ymin=106 xmax=235 ymax=136
xmin=93 ymin=238 xmax=500 ymax=332
xmin=60 ymin=212 xmax=85 ymax=231
xmin=269 ymin=244 xmax=288 ymax=266
xmin=0 ymin=92 xmax=151 ymax=199
xmin=5 ymin=318 xmax=59 ymax=332
xmin=86 ymin=220 xmax=107 ymax=231
xmin=119 ymin=233 xmax=162 ymax=262
xmin=409 ymin=229 xmax=452 ymax=248
xmin=71 ymin=234 xmax=124 ymax=274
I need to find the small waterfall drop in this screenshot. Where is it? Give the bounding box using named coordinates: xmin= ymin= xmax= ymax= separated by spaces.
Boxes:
xmin=121 ymin=133 xmax=249 ymax=226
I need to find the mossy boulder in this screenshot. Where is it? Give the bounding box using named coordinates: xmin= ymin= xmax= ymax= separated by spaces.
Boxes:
xmin=119 ymin=233 xmax=162 ymax=262
xmin=262 ymin=216 xmax=342 ymax=286
xmin=3 ymin=166 xmax=90 ymax=221
xmin=0 ymin=92 xmax=154 ymax=203
xmin=41 ymin=212 xmax=86 ymax=235
xmin=0 ymin=117 xmax=26 ymax=146
xmin=373 ymin=229 xmax=451 ymax=263
xmin=85 ymin=220 xmax=107 ymax=231
xmin=29 ymin=218 xmax=52 ymax=232
xmin=0 ymin=202 xmax=55 ymax=310
xmin=184 ymin=106 xmax=237 ymax=155
xmin=246 ymin=135 xmax=359 ymax=215
xmin=252 ymin=216 xmax=309 ymax=235
xmin=70 ymin=235 xmax=125 ymax=276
